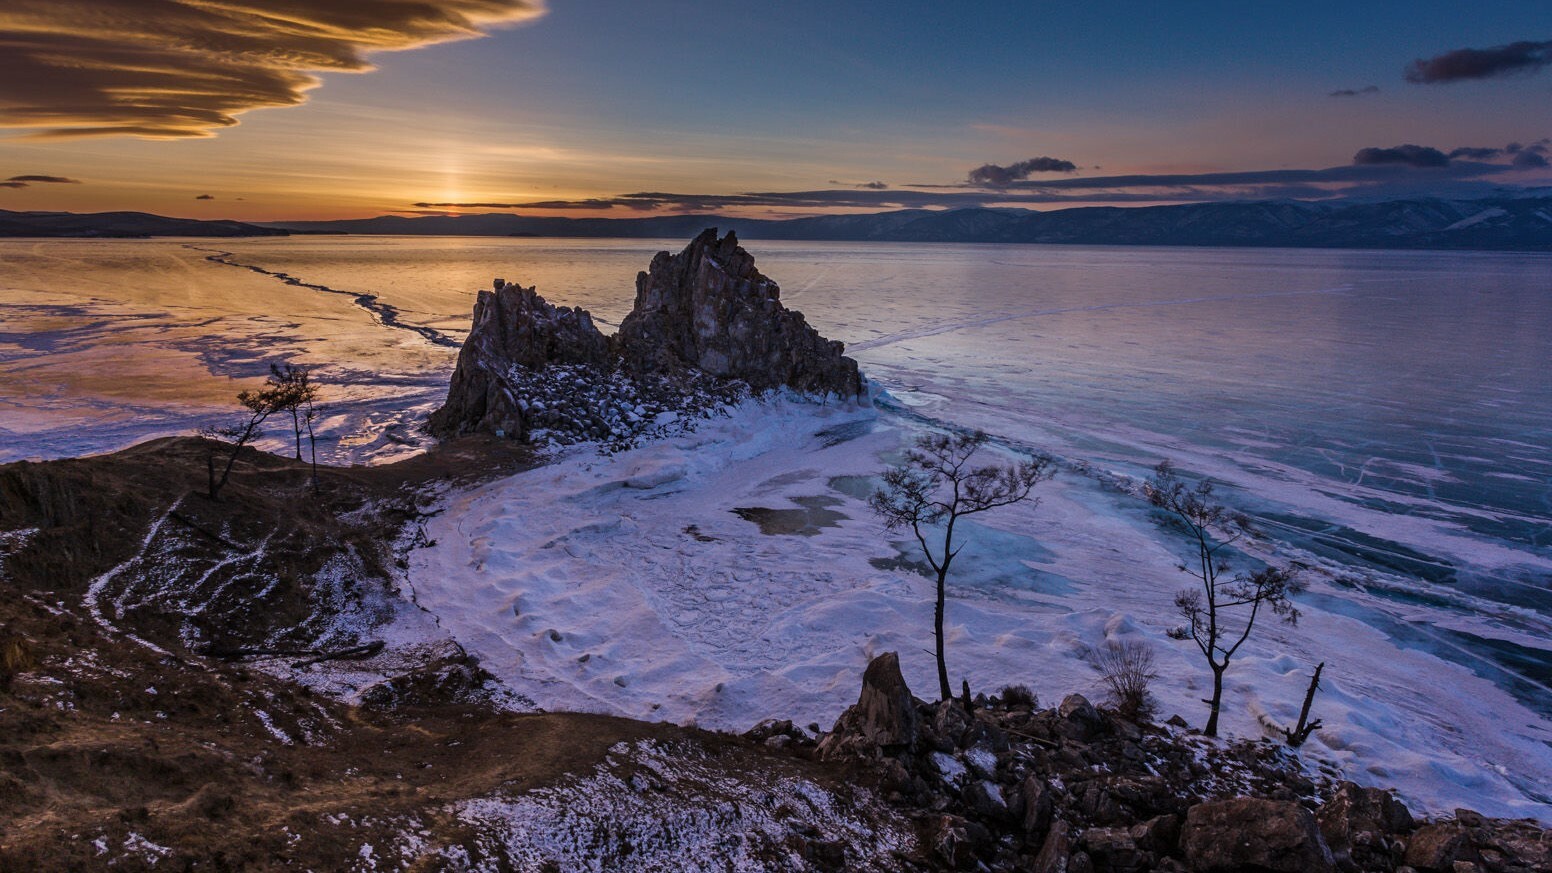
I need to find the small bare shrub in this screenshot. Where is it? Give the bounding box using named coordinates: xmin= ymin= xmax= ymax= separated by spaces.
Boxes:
xmin=1093 ymin=639 xmax=1158 ymax=719
xmin=999 ymin=684 xmax=1037 ymax=710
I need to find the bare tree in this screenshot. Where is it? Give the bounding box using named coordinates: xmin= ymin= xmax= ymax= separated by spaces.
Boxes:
xmin=870 ymin=431 xmax=1054 ymax=701
xmin=301 ymin=380 xmax=322 ymax=492
xmin=201 ymin=380 xmax=289 ymax=501
xmin=266 ymin=363 xmax=318 ymax=462
xmin=1145 ymin=461 xmax=1304 ymax=736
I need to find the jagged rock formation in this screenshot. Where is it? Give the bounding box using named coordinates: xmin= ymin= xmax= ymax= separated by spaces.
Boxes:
xmin=428 ymin=280 xmax=611 ymax=439
xmin=809 ymin=653 xmax=1550 ymax=873
xmin=618 ymin=228 xmax=864 ymax=395
xmin=429 ymin=232 xmax=865 ymax=442
xmin=817 ymin=651 xmax=920 ymax=760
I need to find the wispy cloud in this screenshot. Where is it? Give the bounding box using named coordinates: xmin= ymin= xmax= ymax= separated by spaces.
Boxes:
xmin=1328 ymin=85 xmax=1380 ymax=98
xmin=1405 ymin=39 xmax=1552 ymax=84
xmin=0 ymin=0 xmax=546 ymax=140
xmin=5 ymin=174 xmax=82 ymax=184
xmin=967 ymin=157 xmax=1078 ymax=186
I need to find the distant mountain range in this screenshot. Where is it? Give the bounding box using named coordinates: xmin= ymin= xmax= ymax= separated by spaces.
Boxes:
xmin=0 ymin=208 xmax=286 ymax=238
xmin=7 ymin=196 xmax=1552 ymax=250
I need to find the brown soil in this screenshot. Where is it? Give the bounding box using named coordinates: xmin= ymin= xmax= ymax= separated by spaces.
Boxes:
xmin=0 ymin=437 xmax=874 ymax=870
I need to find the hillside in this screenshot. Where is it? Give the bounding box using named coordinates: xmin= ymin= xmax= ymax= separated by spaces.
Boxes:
xmin=0 ymin=209 xmax=287 ymax=238
xmin=263 ymin=196 xmax=1552 ymax=251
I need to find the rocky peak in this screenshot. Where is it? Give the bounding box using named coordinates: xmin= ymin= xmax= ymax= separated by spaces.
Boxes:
xmin=427 ymin=280 xmax=611 ymax=439
xmin=617 ymin=229 xmax=864 ymax=396
xmin=430 ymin=232 xmax=865 ymax=442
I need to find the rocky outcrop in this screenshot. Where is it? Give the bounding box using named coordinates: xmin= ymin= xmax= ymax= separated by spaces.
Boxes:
xmin=427 ymin=280 xmax=611 ymax=439
xmin=797 ymin=658 xmax=1549 ymax=873
xmin=618 ymin=228 xmax=864 ymax=396
xmin=430 ymin=232 xmax=865 ymax=442
xmin=818 ymin=652 xmax=920 ymax=760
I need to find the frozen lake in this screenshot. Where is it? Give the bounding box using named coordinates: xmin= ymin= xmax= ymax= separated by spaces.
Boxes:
xmin=3 ymin=235 xmax=1549 ymax=816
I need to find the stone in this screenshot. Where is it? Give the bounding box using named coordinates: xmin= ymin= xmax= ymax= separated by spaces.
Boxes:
xmin=926 ymin=814 xmax=982 ymax=870
xmin=1129 ymin=814 xmax=1181 ymax=854
xmin=431 ymin=230 xmax=866 ymax=442
xmin=1181 ymin=797 xmax=1335 ymax=873
xmin=1058 ymin=693 xmax=1104 ymax=741
xmin=963 ymin=779 xmax=1010 ymax=821
xmin=1403 ymin=823 xmax=1481 ymax=872
xmin=1030 ymin=820 xmax=1073 ymax=873
xmin=428 ymin=283 xmax=611 ymax=438
xmin=1022 ymin=775 xmax=1055 ymax=844
xmin=817 ymin=652 xmax=919 ymax=760
xmin=617 ymin=229 xmax=864 ymax=397
xmin=1318 ymin=781 xmax=1415 ymax=869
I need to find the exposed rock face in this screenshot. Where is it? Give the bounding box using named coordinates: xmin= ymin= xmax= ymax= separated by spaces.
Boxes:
xmin=428 ymin=280 xmax=611 ymax=439
xmin=818 ymin=651 xmax=920 ymax=760
xmin=1317 ymin=781 xmax=1414 ymax=870
xmin=430 ymin=233 xmax=865 ymax=441
xmin=617 ymin=228 xmax=864 ymax=397
xmin=1181 ymin=797 xmax=1335 ymax=873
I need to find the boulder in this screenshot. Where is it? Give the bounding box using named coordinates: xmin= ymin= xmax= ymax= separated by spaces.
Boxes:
xmin=1022 ymin=775 xmax=1055 ymax=844
xmin=428 ymin=281 xmax=611 ymax=438
xmin=1318 ymin=781 xmax=1414 ymax=869
xmin=1030 ymin=820 xmax=1073 ymax=873
xmin=1181 ymin=797 xmax=1335 ymax=873
xmin=1402 ymin=822 xmax=1481 ymax=871
xmin=1058 ymin=693 xmax=1104 ymax=741
xmin=617 ymin=229 xmax=864 ymax=397
xmin=817 ymin=652 xmax=920 ymax=760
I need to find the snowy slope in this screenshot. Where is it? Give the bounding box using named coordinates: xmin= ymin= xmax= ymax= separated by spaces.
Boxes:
xmin=408 ymin=397 xmax=1552 ymax=822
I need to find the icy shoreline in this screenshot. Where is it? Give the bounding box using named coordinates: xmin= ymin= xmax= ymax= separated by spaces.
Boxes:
xmin=408 ymin=395 xmax=1552 ymax=823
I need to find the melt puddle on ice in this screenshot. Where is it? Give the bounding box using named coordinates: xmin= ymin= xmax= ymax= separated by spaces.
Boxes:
xmin=409 ymin=397 xmax=1552 ymax=823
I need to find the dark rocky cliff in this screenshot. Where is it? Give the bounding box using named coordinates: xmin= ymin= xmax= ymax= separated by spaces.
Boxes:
xmin=429 ymin=230 xmax=865 ymax=441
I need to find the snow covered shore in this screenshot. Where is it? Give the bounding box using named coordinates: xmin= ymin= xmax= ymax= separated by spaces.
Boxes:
xmin=408 ymin=395 xmax=1552 ymax=823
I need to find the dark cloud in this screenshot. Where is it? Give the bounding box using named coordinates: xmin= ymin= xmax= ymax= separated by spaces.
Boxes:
xmin=967 ymin=156 xmax=1078 ymax=186
xmin=1513 ymin=150 xmax=1550 ymax=169
xmin=827 ymin=180 xmax=889 ymax=189
xmin=1328 ymin=85 xmax=1380 ymax=97
xmin=413 ymin=199 xmax=619 ymax=210
xmin=0 ymin=181 xmax=27 ymax=189
xmin=0 ymin=1 xmax=546 ymax=139
xmin=195 ymin=194 xmax=215 ymax=200
xmin=1352 ymin=144 xmax=1450 ymax=168
xmin=6 ymin=174 xmax=82 ymax=183
xmin=409 ymin=144 xmax=1549 ymax=215
xmin=1405 ymin=40 xmax=1552 ymax=84
xmin=1448 ymin=146 xmax=1503 ymax=160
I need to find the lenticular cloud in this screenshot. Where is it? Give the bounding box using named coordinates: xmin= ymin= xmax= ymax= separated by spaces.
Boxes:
xmin=0 ymin=0 xmax=546 ymax=139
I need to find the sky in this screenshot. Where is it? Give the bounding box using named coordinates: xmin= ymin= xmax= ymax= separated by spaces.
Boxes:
xmin=2 ymin=0 xmax=1552 ymax=220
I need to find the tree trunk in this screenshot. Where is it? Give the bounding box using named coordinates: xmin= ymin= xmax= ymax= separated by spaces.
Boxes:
xmin=935 ymin=568 xmax=951 ymax=701
xmin=1204 ymin=666 xmax=1225 ymax=737
xmin=291 ymin=409 xmax=302 ymax=460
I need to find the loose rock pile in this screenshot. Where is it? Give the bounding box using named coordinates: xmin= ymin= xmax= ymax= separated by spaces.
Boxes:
xmin=501 ymin=362 xmax=749 ymax=448
xmin=798 ymin=653 xmax=1551 ymax=873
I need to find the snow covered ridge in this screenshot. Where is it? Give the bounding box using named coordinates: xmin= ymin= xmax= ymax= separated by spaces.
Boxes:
xmin=429 ymin=229 xmax=865 ymax=441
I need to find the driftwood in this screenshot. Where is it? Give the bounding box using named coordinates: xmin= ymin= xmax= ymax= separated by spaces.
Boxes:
xmin=201 ymin=640 xmax=385 ymax=669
